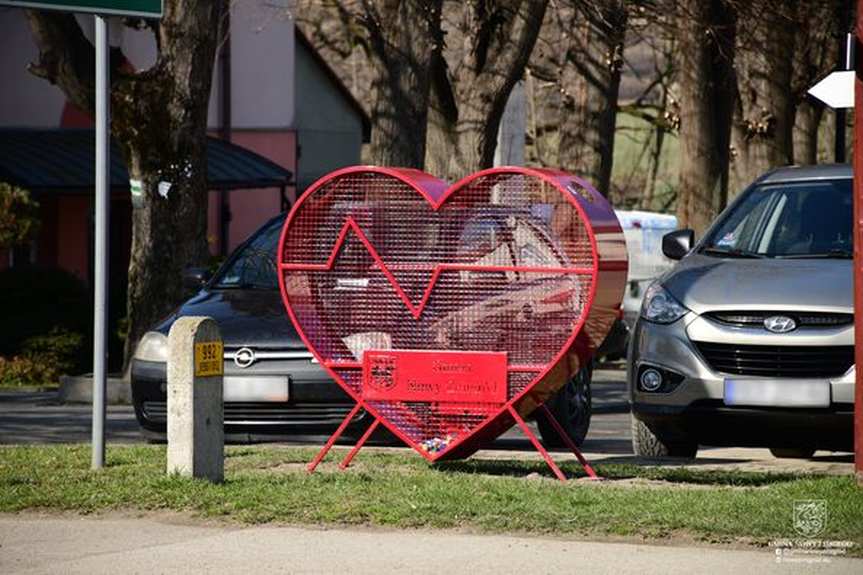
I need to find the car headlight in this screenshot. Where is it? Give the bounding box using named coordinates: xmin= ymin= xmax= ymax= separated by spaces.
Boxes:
xmin=134 ymin=331 xmax=168 ymax=362
xmin=640 ymin=283 xmax=689 ymax=324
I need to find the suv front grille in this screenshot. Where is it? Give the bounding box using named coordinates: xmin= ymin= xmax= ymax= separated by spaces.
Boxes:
xmin=694 ymin=342 xmax=854 ymax=378
xmin=705 ymin=311 xmax=853 ymax=329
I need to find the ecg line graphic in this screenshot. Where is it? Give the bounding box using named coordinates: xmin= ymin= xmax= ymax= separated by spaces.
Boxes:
xmin=280 ymin=217 xmax=595 ymax=320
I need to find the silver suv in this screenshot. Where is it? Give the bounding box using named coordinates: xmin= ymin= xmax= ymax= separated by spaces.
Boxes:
xmin=629 ymin=164 xmax=854 ymax=459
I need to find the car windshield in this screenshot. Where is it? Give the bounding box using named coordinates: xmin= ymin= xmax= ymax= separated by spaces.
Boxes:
xmin=212 ymin=216 xmax=284 ymax=289
xmin=701 ymin=178 xmax=853 ymax=258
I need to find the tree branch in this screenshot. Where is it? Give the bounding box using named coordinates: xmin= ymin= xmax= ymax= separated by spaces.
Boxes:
xmin=462 ymin=0 xmax=548 ymax=98
xmin=26 ymin=10 xmax=97 ymax=113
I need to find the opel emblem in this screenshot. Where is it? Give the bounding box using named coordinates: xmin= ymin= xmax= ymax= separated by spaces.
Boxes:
xmin=764 ymin=315 xmax=797 ymax=334
xmin=234 ymin=347 xmax=256 ymax=368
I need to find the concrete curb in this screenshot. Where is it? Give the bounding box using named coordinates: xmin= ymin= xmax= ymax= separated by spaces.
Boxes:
xmin=59 ymin=374 xmax=132 ymax=405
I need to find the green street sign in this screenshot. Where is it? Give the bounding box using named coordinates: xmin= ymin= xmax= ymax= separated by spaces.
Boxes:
xmin=0 ymin=0 xmax=162 ymax=18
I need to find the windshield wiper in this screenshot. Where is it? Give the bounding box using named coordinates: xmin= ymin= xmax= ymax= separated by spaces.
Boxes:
xmin=778 ymin=249 xmax=853 ymax=259
xmin=700 ymin=246 xmax=766 ymax=259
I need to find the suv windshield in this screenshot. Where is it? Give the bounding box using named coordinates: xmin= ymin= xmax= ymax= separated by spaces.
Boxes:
xmin=212 ymin=216 xmax=284 ymax=289
xmin=701 ymin=179 xmax=853 ymax=258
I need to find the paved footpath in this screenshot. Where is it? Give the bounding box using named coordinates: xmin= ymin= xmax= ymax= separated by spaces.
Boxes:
xmin=1 ymin=515 xmax=859 ymax=574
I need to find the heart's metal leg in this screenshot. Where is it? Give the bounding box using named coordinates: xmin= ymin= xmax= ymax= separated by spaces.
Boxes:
xmin=340 ymin=418 xmax=381 ymax=469
xmin=307 ymin=402 xmax=365 ymax=473
xmin=507 ymin=404 xmax=568 ymax=482
xmin=536 ymin=403 xmax=601 ymax=480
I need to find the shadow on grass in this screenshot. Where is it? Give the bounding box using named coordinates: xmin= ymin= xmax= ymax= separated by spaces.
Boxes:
xmin=434 ymin=458 xmax=806 ymax=486
xmin=587 ymin=454 xmax=756 ymax=466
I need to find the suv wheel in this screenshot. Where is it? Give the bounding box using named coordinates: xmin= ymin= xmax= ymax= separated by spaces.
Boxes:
xmin=536 ymin=364 xmax=592 ymax=447
xmin=631 ymin=415 xmax=697 ymax=458
xmin=769 ymin=447 xmax=816 ymax=459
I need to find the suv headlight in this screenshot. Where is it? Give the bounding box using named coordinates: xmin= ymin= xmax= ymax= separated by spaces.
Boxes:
xmin=134 ymin=331 xmax=168 ymax=362
xmin=640 ymin=283 xmax=689 ymax=324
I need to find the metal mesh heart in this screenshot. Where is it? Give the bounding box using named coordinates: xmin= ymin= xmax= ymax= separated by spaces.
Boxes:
xmin=279 ymin=166 xmax=626 ymax=461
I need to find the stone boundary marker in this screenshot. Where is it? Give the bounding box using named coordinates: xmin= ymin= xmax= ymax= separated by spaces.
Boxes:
xmin=167 ymin=317 xmax=224 ymax=483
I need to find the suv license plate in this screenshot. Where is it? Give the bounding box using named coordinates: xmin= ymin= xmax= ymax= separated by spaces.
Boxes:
xmin=723 ymin=379 xmax=829 ymax=408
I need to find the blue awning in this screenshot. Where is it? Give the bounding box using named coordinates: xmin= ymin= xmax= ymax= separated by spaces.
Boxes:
xmin=0 ymin=128 xmax=292 ymax=193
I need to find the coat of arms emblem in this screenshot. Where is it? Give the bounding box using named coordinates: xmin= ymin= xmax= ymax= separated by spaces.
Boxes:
xmin=793 ymin=500 xmax=827 ymax=537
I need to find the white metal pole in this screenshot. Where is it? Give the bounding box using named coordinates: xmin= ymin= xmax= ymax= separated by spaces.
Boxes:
xmin=92 ymin=14 xmax=110 ymax=469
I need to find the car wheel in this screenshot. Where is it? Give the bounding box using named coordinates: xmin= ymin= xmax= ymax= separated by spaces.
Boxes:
xmin=630 ymin=414 xmax=697 ymax=458
xmin=536 ymin=364 xmax=592 ymax=447
xmin=769 ymin=447 xmax=816 ymax=459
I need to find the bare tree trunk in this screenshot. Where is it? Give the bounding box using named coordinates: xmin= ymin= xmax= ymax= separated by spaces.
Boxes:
xmin=364 ymin=0 xmax=443 ymax=167
xmin=675 ymin=0 xmax=736 ymax=234
xmin=425 ymin=0 xmax=548 ymax=181
xmin=729 ymin=0 xmax=795 ymax=196
xmin=27 ymin=3 xmax=222 ymax=363
xmin=791 ymin=0 xmax=848 ymax=166
xmin=643 ymin=104 xmax=667 ymax=210
xmin=556 ymin=1 xmax=627 ymax=198
xmin=793 ymin=102 xmax=824 ymax=166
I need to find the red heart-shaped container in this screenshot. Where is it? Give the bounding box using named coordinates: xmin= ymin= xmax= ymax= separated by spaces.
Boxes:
xmin=278 ymin=166 xmax=627 ymax=461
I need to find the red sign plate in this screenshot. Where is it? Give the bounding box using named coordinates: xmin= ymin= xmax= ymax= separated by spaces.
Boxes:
xmin=362 ymin=350 xmax=508 ymax=404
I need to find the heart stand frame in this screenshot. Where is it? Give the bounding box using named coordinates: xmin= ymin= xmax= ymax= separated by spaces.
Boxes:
xmin=305 ymin=400 xmax=599 ymax=481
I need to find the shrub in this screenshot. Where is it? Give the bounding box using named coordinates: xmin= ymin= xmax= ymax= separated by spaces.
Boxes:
xmin=0 ymin=328 xmax=84 ymax=388
xmin=0 ymin=355 xmax=58 ymax=388
xmin=22 ymin=328 xmax=84 ymax=376
xmin=0 ymin=182 xmax=40 ymax=249
xmin=0 ymin=267 xmax=90 ymax=358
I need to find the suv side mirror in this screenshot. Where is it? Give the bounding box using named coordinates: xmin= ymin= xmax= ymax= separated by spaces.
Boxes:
xmin=183 ymin=267 xmax=212 ymax=291
xmin=662 ymin=229 xmax=695 ymax=260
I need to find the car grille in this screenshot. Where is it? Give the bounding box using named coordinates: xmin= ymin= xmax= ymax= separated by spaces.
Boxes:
xmin=694 ymin=342 xmax=855 ymax=378
xmin=142 ymin=401 xmax=362 ymax=425
xmin=705 ymin=311 xmax=853 ymax=328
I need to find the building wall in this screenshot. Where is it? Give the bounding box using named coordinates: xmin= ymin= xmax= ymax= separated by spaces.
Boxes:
xmin=54 ymin=196 xmax=90 ymax=280
xmin=293 ymin=38 xmax=364 ymax=194
xmin=206 ymin=1 xmax=298 ymax=253
xmin=224 ymin=130 xmax=297 ymax=252
xmin=207 ymin=0 xmax=295 ymax=131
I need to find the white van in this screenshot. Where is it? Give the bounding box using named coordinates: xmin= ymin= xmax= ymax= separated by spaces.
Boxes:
xmin=614 ymin=210 xmax=678 ymax=330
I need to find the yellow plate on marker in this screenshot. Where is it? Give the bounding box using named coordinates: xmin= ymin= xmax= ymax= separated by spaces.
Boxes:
xmin=194 ymin=341 xmax=224 ymax=377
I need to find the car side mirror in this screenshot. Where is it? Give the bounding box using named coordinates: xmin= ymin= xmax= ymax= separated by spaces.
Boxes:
xmin=662 ymin=229 xmax=695 ymax=260
xmin=183 ymin=267 xmax=212 ymax=291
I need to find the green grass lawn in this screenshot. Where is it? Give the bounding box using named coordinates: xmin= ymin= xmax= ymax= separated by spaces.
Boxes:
xmin=1 ymin=445 xmax=861 ymax=550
